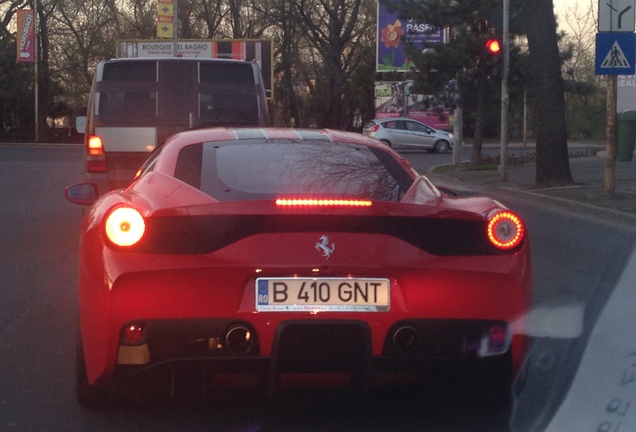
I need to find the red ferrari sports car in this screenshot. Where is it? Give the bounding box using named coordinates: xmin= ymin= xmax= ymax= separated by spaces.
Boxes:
xmin=65 ymin=127 xmax=531 ymax=406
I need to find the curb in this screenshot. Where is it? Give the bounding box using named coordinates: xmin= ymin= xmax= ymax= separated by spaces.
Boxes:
xmin=428 ymin=173 xmax=636 ymax=231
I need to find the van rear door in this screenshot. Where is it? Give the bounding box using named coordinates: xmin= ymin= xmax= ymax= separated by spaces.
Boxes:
xmin=157 ymin=60 xmax=198 ymax=144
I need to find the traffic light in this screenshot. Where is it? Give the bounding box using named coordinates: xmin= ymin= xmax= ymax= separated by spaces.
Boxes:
xmin=485 ymin=38 xmax=502 ymax=55
xmin=484 ymin=38 xmax=503 ymax=78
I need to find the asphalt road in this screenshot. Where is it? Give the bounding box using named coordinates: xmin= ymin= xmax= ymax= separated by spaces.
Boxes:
xmin=0 ymin=144 xmax=634 ymax=432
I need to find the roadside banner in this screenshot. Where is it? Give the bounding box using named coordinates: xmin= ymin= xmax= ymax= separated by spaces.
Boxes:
xmin=618 ymin=74 xmax=636 ymax=112
xmin=16 ymin=9 xmax=35 ymax=63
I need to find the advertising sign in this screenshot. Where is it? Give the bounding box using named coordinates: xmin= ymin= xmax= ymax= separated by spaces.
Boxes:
xmin=119 ymin=40 xmax=212 ymax=58
xmin=157 ymin=0 xmax=174 ymax=38
xmin=617 ymin=74 xmax=636 ymax=112
xmin=377 ymin=0 xmax=444 ymax=72
xmin=375 ymin=81 xmax=451 ymax=129
xmin=16 ymin=9 xmax=35 ymax=63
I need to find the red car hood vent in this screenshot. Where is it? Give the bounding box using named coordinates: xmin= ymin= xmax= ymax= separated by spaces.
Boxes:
xmin=129 ymin=214 xmax=522 ymax=256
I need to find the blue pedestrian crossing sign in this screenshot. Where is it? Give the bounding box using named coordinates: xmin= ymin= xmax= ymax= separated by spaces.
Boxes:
xmin=596 ymin=32 xmax=636 ymax=75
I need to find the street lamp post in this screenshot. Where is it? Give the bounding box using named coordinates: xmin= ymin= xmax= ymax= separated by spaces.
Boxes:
xmin=499 ymin=0 xmax=510 ymax=181
xmin=173 ymin=0 xmax=178 ymax=57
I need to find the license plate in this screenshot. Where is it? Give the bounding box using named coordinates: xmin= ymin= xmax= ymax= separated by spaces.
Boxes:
xmin=256 ymin=277 xmax=390 ymax=312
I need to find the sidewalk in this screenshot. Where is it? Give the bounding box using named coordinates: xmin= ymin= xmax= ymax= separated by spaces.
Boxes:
xmin=423 ymin=143 xmax=636 ymax=224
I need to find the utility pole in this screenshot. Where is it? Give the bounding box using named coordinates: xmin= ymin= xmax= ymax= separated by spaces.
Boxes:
xmin=605 ymin=75 xmax=617 ymax=197
xmin=596 ymin=0 xmax=636 ymax=196
xmin=498 ymin=0 xmax=510 ymax=181
xmin=173 ymin=0 xmax=178 ymax=57
xmin=452 ymin=76 xmax=462 ymax=167
xmin=34 ymin=0 xmax=39 ymax=143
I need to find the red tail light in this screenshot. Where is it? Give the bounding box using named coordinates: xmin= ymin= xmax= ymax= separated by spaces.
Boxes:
xmin=370 ymin=124 xmax=379 ymax=132
xmin=86 ymin=134 xmax=107 ymax=173
xmin=104 ymin=206 xmax=146 ymax=247
xmin=276 ymin=198 xmax=372 ymax=207
xmin=487 ymin=211 xmax=525 ymax=250
xmin=488 ymin=325 xmax=508 ymax=353
xmin=87 ymin=134 xmax=104 ymax=156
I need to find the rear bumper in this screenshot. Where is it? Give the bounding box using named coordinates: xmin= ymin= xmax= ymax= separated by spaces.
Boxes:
xmin=80 ymin=265 xmax=530 ymax=386
xmin=104 ymin=318 xmax=523 ymax=388
xmin=79 ymin=231 xmax=532 ymax=387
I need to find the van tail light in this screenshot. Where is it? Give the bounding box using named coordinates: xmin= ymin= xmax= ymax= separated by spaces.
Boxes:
xmin=86 ymin=134 xmax=107 ymax=173
xmin=87 ymin=135 xmax=104 ymax=156
xmin=487 ymin=211 xmax=525 ymax=250
xmin=104 ymin=206 xmax=146 ymax=247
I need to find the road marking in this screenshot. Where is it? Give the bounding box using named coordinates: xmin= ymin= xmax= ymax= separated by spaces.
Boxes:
xmin=545 ymin=248 xmax=636 ymax=431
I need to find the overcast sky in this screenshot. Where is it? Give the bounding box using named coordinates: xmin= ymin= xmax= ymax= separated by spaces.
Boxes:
xmin=553 ymin=0 xmax=594 ymax=33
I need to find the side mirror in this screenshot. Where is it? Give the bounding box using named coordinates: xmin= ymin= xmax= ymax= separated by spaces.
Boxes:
xmin=76 ymin=116 xmax=87 ymax=134
xmin=65 ymin=183 xmax=98 ymax=206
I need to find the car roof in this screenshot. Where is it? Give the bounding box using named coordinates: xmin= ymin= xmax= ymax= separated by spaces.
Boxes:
xmin=101 ymin=57 xmax=247 ymax=64
xmin=375 ymin=117 xmax=424 ymax=123
xmin=151 ymin=127 xmax=417 ymax=180
xmin=163 ymin=127 xmax=391 ymax=150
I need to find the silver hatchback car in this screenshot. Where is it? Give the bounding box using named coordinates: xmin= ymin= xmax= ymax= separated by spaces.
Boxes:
xmin=363 ymin=118 xmax=454 ymax=153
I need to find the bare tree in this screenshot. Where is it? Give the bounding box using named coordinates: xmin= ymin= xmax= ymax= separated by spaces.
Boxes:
xmin=559 ymin=0 xmax=605 ymax=140
xmin=287 ymin=0 xmax=374 ymax=128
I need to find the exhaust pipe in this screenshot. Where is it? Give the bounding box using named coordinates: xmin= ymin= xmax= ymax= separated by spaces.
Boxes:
xmin=392 ymin=325 xmax=419 ymax=354
xmin=224 ymin=325 xmax=254 ymax=355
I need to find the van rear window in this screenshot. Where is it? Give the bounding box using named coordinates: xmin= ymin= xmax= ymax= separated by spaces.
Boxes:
xmin=94 ymin=60 xmax=265 ymax=127
xmin=200 ymin=63 xmax=255 ymax=85
xmin=99 ymin=91 xmax=157 ymax=122
xmin=102 ymin=61 xmax=157 ymax=82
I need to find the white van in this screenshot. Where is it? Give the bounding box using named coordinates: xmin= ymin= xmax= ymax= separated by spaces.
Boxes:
xmin=76 ymin=57 xmax=270 ymax=194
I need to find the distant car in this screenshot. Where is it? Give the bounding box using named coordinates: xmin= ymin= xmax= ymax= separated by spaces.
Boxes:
xmin=65 ymin=127 xmax=530 ymax=406
xmin=363 ymin=117 xmax=454 ymax=153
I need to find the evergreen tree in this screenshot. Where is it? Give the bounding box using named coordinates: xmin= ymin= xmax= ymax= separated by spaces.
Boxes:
xmin=385 ymin=0 xmax=572 ymax=187
xmin=385 ymin=0 xmax=504 ymax=164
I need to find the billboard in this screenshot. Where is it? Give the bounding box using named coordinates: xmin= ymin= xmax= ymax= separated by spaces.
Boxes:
xmin=618 ymin=74 xmax=636 ymax=112
xmin=116 ymin=39 xmax=274 ymax=98
xmin=375 ymin=81 xmax=451 ymax=129
xmin=376 ymin=0 xmax=444 ymax=72
xmin=16 ymin=9 xmax=35 ymax=63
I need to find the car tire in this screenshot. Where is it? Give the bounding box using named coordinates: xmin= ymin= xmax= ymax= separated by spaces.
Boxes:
xmin=380 ymin=139 xmax=392 ymax=148
xmin=76 ymin=334 xmax=120 ymax=408
xmin=434 ymin=140 xmax=450 ymax=153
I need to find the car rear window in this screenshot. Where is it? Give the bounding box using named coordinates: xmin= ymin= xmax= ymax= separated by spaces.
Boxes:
xmin=174 ymin=140 xmax=413 ymax=202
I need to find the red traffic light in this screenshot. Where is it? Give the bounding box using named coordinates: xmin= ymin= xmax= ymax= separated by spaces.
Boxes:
xmin=486 ymin=39 xmax=502 ymax=54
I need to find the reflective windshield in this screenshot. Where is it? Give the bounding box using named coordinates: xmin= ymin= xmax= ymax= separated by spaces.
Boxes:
xmin=174 ymin=140 xmax=413 ymax=202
